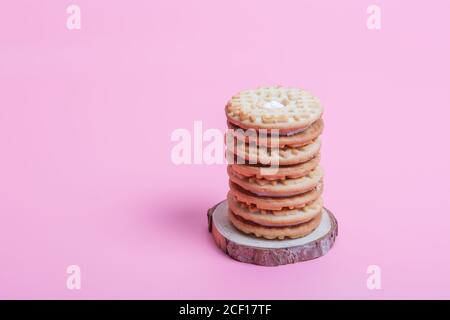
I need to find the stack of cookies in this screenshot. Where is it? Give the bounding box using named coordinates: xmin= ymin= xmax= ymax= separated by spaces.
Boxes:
xmin=225 ymin=86 xmax=324 ymax=240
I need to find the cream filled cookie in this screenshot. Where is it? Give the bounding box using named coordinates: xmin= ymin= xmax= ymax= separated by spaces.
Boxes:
xmin=228 ymin=165 xmax=323 ymax=197
xmin=225 ymin=86 xmax=323 ymax=134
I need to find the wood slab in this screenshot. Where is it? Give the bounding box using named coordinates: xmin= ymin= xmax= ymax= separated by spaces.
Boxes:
xmin=207 ymin=200 xmax=338 ymax=266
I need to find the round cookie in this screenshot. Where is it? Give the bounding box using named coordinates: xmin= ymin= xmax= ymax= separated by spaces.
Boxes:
xmin=228 ymin=193 xmax=323 ymax=227
xmin=228 ymin=138 xmax=321 ymax=166
xmin=225 ymin=86 xmax=323 ymax=134
xmin=229 ymin=154 xmax=320 ymax=181
xmin=228 ymin=165 xmax=323 ymax=197
xmin=228 ymin=209 xmax=323 ymax=240
xmin=229 ymin=180 xmax=323 ymax=211
xmin=227 ymin=118 xmax=324 ymax=148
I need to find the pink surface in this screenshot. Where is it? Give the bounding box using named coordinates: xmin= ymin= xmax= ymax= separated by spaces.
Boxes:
xmin=1 ymin=0 xmax=450 ymax=299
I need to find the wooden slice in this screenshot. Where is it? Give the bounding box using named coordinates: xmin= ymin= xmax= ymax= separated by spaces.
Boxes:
xmin=207 ymin=200 xmax=338 ymax=266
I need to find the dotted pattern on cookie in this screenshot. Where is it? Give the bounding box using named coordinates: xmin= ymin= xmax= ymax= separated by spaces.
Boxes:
xmin=228 ymin=210 xmax=322 ymax=240
xmin=229 ymin=180 xmax=323 ymax=211
xmin=226 ymin=86 xmax=323 ymax=129
xmin=232 ymin=195 xmax=323 ymax=217
xmin=246 ymin=166 xmax=322 ymax=187
xmin=230 ymin=154 xmax=320 ymax=181
xmin=234 ymin=138 xmax=320 ymax=165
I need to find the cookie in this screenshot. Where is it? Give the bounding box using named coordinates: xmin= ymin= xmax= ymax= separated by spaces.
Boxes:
xmin=228 ymin=209 xmax=322 ymax=240
xmin=225 ymin=86 xmax=323 ymax=134
xmin=228 ymin=138 xmax=321 ymax=166
xmin=229 ymin=180 xmax=323 ymax=211
xmin=229 ymin=154 xmax=320 ymax=181
xmin=227 ymin=118 xmax=324 ymax=148
xmin=228 ymin=165 xmax=323 ymax=197
xmin=228 ymin=193 xmax=323 ymax=227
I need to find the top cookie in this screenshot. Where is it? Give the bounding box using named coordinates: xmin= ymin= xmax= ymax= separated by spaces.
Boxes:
xmin=225 ymin=86 xmax=323 ymax=134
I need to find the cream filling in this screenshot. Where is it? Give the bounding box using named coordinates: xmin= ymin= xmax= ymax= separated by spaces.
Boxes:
xmin=264 ymin=100 xmax=285 ymax=109
xmin=228 ymin=121 xmax=307 ymax=136
xmin=251 ymin=191 xmax=305 ymax=197
xmin=284 ymin=127 xmax=308 ymax=136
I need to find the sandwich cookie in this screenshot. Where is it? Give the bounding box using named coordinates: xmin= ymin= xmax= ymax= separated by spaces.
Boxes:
xmin=229 ymin=180 xmax=323 ymax=211
xmin=227 ymin=118 xmax=324 ymax=148
xmin=228 ymin=209 xmax=323 ymax=240
xmin=228 ymin=193 xmax=323 ymax=227
xmin=228 ymin=165 xmax=323 ymax=197
xmin=229 ymin=154 xmax=320 ymax=181
xmin=225 ymin=86 xmax=323 ymax=134
xmin=229 ymin=138 xmax=321 ymax=166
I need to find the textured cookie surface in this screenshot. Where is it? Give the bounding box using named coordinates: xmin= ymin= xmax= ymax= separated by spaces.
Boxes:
xmin=228 ymin=118 xmax=323 ymax=148
xmin=228 ymin=209 xmax=322 ymax=240
xmin=225 ymin=86 xmax=323 ymax=134
xmin=229 ymin=154 xmax=320 ymax=181
xmin=228 ymin=193 xmax=323 ymax=227
xmin=229 ymin=180 xmax=323 ymax=211
xmin=228 ymin=165 xmax=323 ymax=197
xmin=228 ymin=138 xmax=321 ymax=166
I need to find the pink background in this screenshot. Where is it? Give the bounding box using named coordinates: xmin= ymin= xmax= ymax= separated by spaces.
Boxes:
xmin=1 ymin=0 xmax=450 ymax=299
